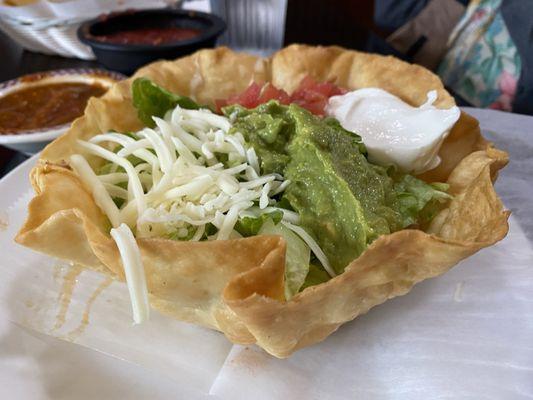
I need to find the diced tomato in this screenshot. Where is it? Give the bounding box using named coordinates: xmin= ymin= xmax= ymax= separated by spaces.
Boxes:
xmin=303 ymin=76 xmax=346 ymax=97
xmin=290 ymin=76 xmax=347 ymax=115
xmin=293 ymin=98 xmax=327 ymax=116
xmin=234 ymin=82 xmax=262 ymax=108
xmin=216 ymin=82 xmax=291 ymax=112
xmin=216 ymin=76 xmax=346 ymax=116
xmin=215 ymin=82 xmax=261 ymax=111
xmin=257 ymin=83 xmax=291 ymax=105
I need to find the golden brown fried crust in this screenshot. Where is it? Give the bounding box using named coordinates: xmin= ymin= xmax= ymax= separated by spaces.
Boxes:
xmin=15 ymin=45 xmax=509 ymax=357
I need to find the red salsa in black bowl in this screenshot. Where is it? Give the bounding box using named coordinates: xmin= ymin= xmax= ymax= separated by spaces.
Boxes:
xmin=93 ymin=27 xmax=202 ymax=46
xmin=78 ymin=9 xmax=226 ymax=74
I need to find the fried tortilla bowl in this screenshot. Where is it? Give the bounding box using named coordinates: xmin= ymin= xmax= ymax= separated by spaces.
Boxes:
xmin=15 ymin=45 xmax=509 ymax=358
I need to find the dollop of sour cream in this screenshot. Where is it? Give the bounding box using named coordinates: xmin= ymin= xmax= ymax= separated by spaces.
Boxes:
xmin=326 ymin=88 xmax=461 ymax=174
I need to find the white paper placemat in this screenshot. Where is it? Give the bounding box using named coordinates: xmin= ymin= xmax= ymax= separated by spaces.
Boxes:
xmin=209 ymin=217 xmax=533 ymax=399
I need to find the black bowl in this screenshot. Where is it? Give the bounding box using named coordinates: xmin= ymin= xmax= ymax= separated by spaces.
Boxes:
xmin=78 ymin=9 xmax=226 ymax=74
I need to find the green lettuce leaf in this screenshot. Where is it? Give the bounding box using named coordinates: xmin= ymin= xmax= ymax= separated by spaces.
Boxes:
xmin=394 ymin=175 xmax=452 ymax=227
xmin=275 ymin=196 xmax=295 ymax=211
xmin=259 ymin=219 xmax=310 ymax=299
xmin=132 ymin=78 xmax=200 ymax=127
xmin=300 ymin=263 xmax=331 ymax=291
xmin=167 ymin=225 xmax=197 ymax=241
xmin=200 ymin=223 xmax=218 ymax=240
xmin=234 ymin=210 xmax=283 ymax=237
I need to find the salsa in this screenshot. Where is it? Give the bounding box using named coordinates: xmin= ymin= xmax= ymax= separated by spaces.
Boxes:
xmin=94 ymin=27 xmax=201 ymax=45
xmin=0 ymin=82 xmax=107 ymax=134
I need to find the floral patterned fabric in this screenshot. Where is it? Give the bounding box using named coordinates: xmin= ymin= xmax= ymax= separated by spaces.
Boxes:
xmin=438 ymin=0 xmax=521 ymax=111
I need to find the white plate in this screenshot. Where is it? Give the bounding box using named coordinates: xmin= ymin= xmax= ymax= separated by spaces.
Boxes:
xmin=1 ymin=136 xmax=532 ymax=399
xmin=0 ymin=69 xmax=123 ymax=154
xmin=0 ymin=125 xmax=67 ymax=155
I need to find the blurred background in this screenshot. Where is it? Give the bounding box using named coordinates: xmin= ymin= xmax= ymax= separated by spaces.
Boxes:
xmin=0 ymin=0 xmax=532 ymax=174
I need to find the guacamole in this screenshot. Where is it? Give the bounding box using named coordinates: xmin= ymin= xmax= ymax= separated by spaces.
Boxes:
xmin=226 ymin=101 xmax=449 ymax=275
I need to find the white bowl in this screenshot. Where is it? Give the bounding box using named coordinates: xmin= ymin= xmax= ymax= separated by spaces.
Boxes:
xmin=0 ymin=69 xmax=124 ymax=154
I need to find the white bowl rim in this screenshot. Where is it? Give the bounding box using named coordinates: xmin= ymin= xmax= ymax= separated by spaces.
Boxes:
xmin=0 ymin=68 xmax=125 ymax=145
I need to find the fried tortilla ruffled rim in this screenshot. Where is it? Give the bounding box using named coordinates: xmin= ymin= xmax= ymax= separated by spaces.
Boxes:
xmin=15 ymin=45 xmax=509 ymax=358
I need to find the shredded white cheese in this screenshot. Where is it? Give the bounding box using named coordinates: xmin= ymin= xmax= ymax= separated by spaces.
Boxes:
xmin=77 ymin=140 xmax=146 ymax=217
xmin=282 ymin=221 xmax=336 ymax=278
xmin=246 ymin=147 xmax=260 ymax=174
xmin=70 ymin=154 xmax=121 ymax=228
xmin=73 ymin=104 xmax=317 ymax=323
xmin=110 ymin=224 xmax=150 ymax=324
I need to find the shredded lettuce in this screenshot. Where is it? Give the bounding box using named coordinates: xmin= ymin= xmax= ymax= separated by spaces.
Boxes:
xmin=167 ymin=225 xmax=197 ymax=241
xmin=234 ymin=210 xmax=283 ymax=237
xmin=275 ymin=196 xmax=295 ymax=211
xmin=301 ymin=263 xmax=331 ymax=291
xmin=259 ymin=219 xmax=310 ymax=299
xmin=202 ymin=223 xmax=218 ymax=239
xmin=394 ymin=175 xmax=452 ymax=227
xmin=132 ymin=78 xmax=200 ymax=127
